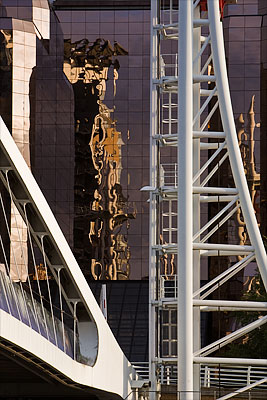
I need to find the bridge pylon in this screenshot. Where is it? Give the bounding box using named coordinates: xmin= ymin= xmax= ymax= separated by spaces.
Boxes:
xmin=146 ymin=1 xmax=267 ymax=399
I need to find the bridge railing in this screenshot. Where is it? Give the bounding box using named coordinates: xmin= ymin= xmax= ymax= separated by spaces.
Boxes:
xmin=0 ymin=269 xmax=76 ymax=358
xmin=131 ymin=361 xmax=267 ymax=390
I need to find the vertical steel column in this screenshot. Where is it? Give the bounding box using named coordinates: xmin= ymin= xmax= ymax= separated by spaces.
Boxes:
xmin=150 ymin=1 xmax=159 ymax=400
xmin=192 ymin=4 xmax=201 ymax=399
xmin=178 ymin=1 xmax=193 ymax=399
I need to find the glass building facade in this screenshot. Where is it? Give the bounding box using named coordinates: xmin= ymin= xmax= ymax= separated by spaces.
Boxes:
xmin=54 ymin=0 xmax=152 ymax=280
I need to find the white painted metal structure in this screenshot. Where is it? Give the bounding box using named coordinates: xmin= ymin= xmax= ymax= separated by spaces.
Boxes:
xmin=0 ymin=117 xmax=134 ymax=398
xmin=147 ymin=0 xmax=267 ymax=399
xmin=134 ymin=361 xmax=267 ymax=389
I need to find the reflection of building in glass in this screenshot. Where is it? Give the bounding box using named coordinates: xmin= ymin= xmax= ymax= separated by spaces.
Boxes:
xmin=0 ymin=2 xmax=74 ymax=283
xmin=63 ymin=38 xmax=136 ymax=280
xmin=236 ymin=95 xmax=261 ymax=248
xmin=55 ymin=2 xmax=151 ymax=280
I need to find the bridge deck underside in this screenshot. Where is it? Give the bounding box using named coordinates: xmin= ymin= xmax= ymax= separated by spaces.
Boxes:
xmin=0 ymin=340 xmax=119 ymax=400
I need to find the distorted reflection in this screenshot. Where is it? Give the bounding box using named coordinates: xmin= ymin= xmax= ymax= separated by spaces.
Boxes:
xmin=236 ymin=95 xmax=260 ymax=248
xmin=0 ymin=30 xmax=12 ymax=130
xmin=64 ymin=38 xmax=136 ymax=280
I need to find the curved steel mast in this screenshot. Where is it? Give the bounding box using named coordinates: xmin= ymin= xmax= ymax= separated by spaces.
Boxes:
xmin=147 ymin=0 xmax=267 ymax=399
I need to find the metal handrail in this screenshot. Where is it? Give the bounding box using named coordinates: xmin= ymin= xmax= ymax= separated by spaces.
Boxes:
xmin=131 ymin=362 xmax=267 ymax=390
xmin=160 ymin=163 xmax=178 ymax=187
xmin=160 ymin=274 xmax=178 ymax=298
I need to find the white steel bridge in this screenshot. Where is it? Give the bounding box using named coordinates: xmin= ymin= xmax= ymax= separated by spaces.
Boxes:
xmin=0 ymin=118 xmax=136 ymax=399
xmin=0 ymin=1 xmax=267 ymax=400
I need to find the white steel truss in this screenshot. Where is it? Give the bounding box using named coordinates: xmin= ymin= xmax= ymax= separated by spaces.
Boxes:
xmin=147 ymin=1 xmax=267 ymax=400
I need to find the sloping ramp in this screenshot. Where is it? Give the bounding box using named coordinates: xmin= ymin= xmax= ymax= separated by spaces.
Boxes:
xmin=0 ymin=117 xmax=133 ymax=398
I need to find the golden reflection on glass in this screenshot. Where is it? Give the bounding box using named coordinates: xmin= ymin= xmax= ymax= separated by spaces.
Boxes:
xmin=236 ymin=95 xmax=261 ymax=251
xmin=0 ymin=30 xmax=12 ymax=130
xmin=64 ymin=38 xmax=136 ymax=280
